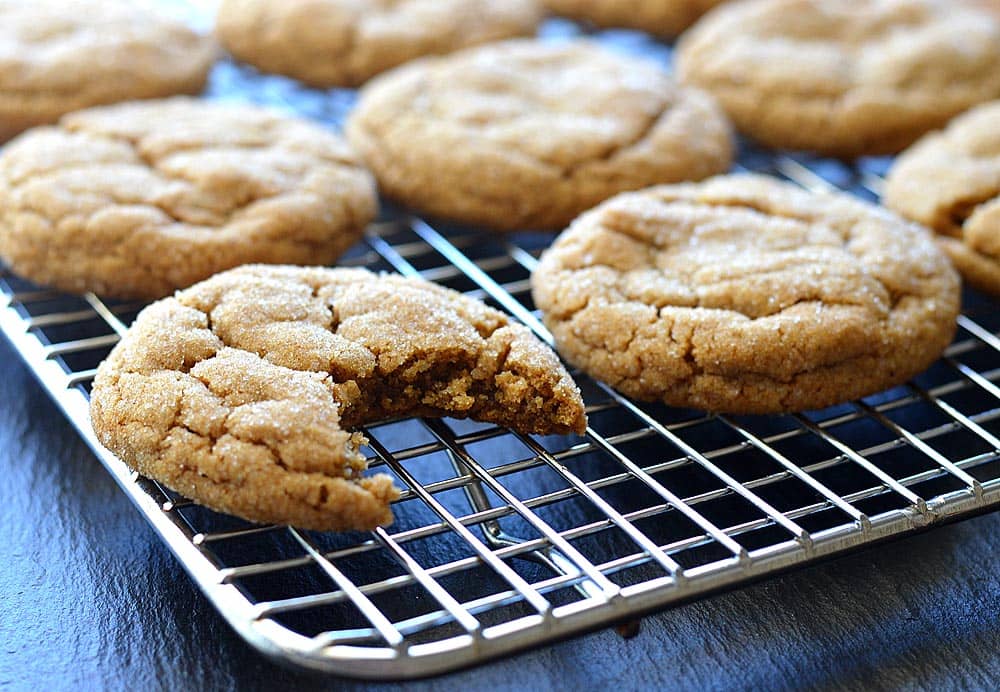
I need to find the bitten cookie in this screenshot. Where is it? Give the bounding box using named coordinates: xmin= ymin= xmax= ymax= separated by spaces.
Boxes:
xmin=0 ymin=98 xmax=377 ymax=300
xmin=544 ymin=0 xmax=727 ymax=37
xmin=676 ymin=0 xmax=1000 ymax=158
xmin=347 ymin=40 xmax=733 ymax=231
xmin=0 ymin=0 xmax=215 ymax=142
xmin=216 ymin=0 xmax=542 ymax=88
xmin=531 ymin=175 xmax=960 ymax=414
xmin=90 ymin=265 xmax=588 ymax=531
xmin=884 ymin=101 xmax=1000 ymax=296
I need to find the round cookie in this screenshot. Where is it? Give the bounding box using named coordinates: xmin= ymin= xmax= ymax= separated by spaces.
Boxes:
xmin=215 ymin=0 xmax=542 ymax=88
xmin=544 ymin=0 xmax=727 ymax=37
xmin=0 ymin=98 xmax=377 ymax=300
xmin=676 ymin=0 xmax=1000 ymax=158
xmin=964 ymin=0 xmax=1000 ymax=15
xmin=884 ymin=102 xmax=1000 ymax=296
xmin=347 ymin=40 xmax=734 ymax=231
xmin=531 ymin=175 xmax=960 ymax=414
xmin=0 ymin=0 xmax=215 ymax=142
xmin=90 ymin=264 xmax=588 ymax=531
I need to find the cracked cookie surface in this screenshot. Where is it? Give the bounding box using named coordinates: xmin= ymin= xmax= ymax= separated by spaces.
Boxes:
xmin=0 ymin=97 xmax=377 ymax=300
xmin=216 ymin=0 xmax=542 ymax=88
xmin=884 ymin=101 xmax=1000 ymax=296
xmin=346 ymin=39 xmax=733 ymax=231
xmin=531 ymin=175 xmax=960 ymax=413
xmin=676 ymin=0 xmax=1000 ymax=157
xmin=0 ymin=0 xmax=215 ymax=142
xmin=90 ymin=264 xmax=587 ymax=531
xmin=544 ymin=0 xmax=727 ymax=37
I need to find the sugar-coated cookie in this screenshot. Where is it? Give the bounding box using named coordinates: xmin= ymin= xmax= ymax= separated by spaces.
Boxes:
xmin=544 ymin=0 xmax=727 ymax=37
xmin=0 ymin=98 xmax=377 ymax=299
xmin=91 ymin=265 xmax=588 ymax=531
xmin=347 ymin=40 xmax=733 ymax=231
xmin=532 ymin=175 xmax=960 ymax=413
xmin=884 ymin=101 xmax=1000 ymax=296
xmin=677 ymin=0 xmax=1000 ymax=157
xmin=0 ymin=0 xmax=214 ymax=142
xmin=216 ymin=0 xmax=542 ymax=88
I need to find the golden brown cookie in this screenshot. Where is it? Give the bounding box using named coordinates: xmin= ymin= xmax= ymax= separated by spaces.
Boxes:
xmin=0 ymin=0 xmax=215 ymax=142
xmin=347 ymin=39 xmax=733 ymax=231
xmin=90 ymin=264 xmax=588 ymax=531
xmin=884 ymin=102 xmax=1000 ymax=296
xmin=544 ymin=0 xmax=727 ymax=37
xmin=676 ymin=0 xmax=1000 ymax=158
xmin=215 ymin=0 xmax=542 ymax=88
xmin=531 ymin=175 xmax=960 ymax=414
xmin=963 ymin=0 xmax=1000 ymax=15
xmin=0 ymin=98 xmax=376 ymax=300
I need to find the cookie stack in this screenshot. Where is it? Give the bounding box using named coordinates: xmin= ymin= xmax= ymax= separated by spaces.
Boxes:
xmin=0 ymin=0 xmax=994 ymax=531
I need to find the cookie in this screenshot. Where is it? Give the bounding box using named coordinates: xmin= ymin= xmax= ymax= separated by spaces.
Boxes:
xmin=676 ymin=0 xmax=1000 ymax=158
xmin=0 ymin=98 xmax=377 ymax=300
xmin=90 ymin=264 xmax=588 ymax=531
xmin=215 ymin=0 xmax=542 ymax=88
xmin=0 ymin=0 xmax=215 ymax=142
xmin=964 ymin=0 xmax=1000 ymax=14
xmin=544 ymin=0 xmax=727 ymax=37
xmin=531 ymin=175 xmax=960 ymax=414
xmin=884 ymin=102 xmax=1000 ymax=296
xmin=347 ymin=40 xmax=733 ymax=231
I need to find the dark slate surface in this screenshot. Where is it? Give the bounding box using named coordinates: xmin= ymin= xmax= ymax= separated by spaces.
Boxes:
xmin=2 ymin=333 xmax=999 ymax=691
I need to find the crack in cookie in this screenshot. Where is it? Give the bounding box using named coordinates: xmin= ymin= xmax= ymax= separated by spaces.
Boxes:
xmin=0 ymin=98 xmax=377 ymax=300
xmin=531 ymin=175 xmax=960 ymax=413
xmin=884 ymin=100 xmax=1000 ymax=296
xmin=346 ymin=39 xmax=733 ymax=231
xmin=676 ymin=0 xmax=1000 ymax=157
xmin=91 ymin=265 xmax=587 ymax=531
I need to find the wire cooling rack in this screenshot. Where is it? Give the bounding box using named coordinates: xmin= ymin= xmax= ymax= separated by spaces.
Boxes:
xmin=2 ymin=20 xmax=1000 ymax=682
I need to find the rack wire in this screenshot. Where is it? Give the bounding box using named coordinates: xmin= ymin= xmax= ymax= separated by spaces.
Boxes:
xmin=2 ymin=21 xmax=999 ymax=681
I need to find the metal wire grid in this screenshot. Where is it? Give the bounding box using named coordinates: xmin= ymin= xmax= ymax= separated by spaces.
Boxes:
xmin=2 ymin=22 xmax=1000 ymax=681
xmin=2 ymin=153 xmax=1000 ymax=677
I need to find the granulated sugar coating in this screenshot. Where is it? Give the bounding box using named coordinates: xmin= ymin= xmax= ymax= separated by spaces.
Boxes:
xmin=884 ymin=100 xmax=1000 ymax=297
xmin=532 ymin=174 xmax=961 ymax=413
xmin=347 ymin=39 xmax=733 ymax=231
xmin=90 ymin=265 xmax=587 ymax=531
xmin=677 ymin=0 xmax=1000 ymax=157
xmin=216 ymin=0 xmax=542 ymax=88
xmin=0 ymin=0 xmax=215 ymax=141
xmin=0 ymin=98 xmax=376 ymax=300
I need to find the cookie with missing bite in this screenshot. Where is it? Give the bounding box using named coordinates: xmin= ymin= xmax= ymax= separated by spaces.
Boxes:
xmin=91 ymin=265 xmax=588 ymax=531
